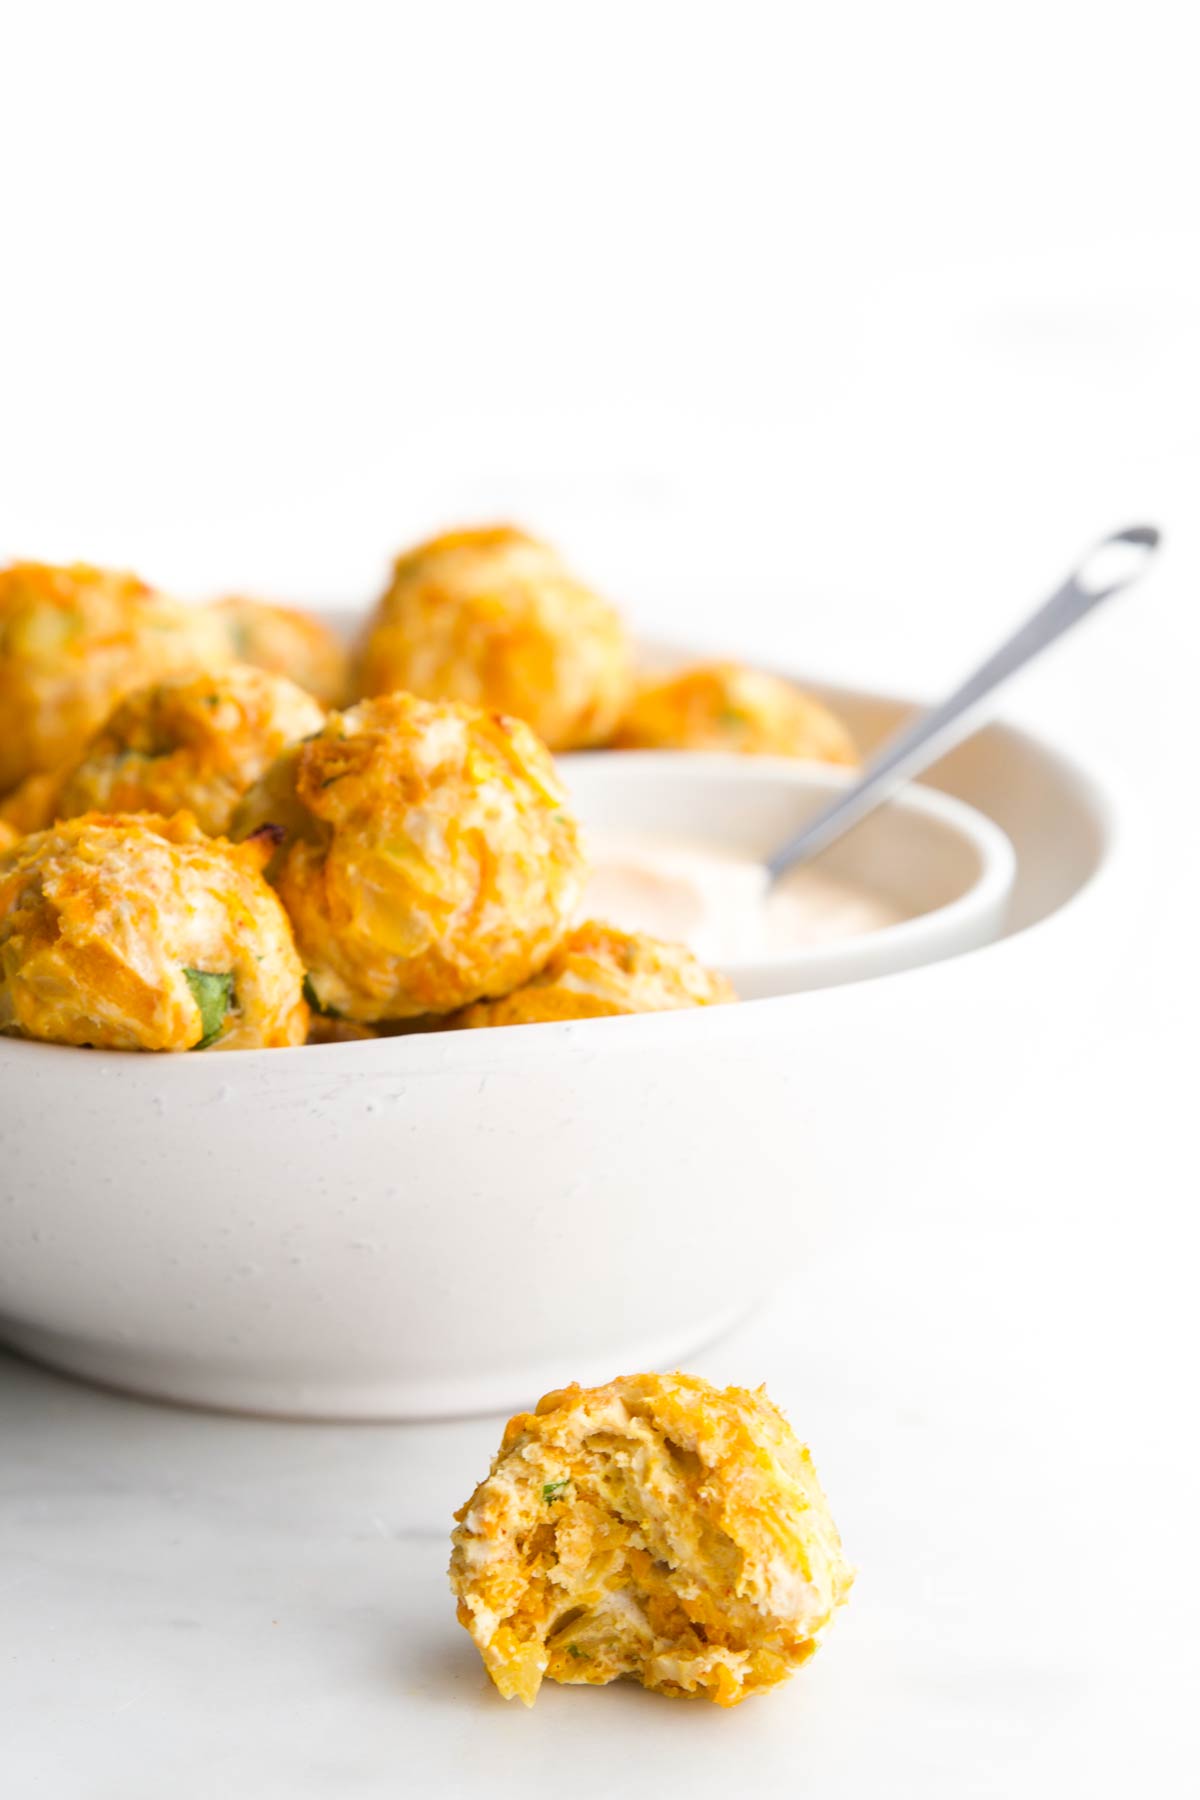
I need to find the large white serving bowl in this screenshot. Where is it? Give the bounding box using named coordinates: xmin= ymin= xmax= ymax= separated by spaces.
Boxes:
xmin=0 ymin=676 xmax=1109 ymax=1420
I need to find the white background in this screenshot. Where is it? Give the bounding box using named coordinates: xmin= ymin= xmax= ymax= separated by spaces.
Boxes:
xmin=2 ymin=4 xmax=1198 ymax=1795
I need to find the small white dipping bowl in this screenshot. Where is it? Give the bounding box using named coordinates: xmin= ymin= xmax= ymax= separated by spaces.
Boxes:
xmin=0 ymin=677 xmax=1108 ymax=1421
xmin=562 ymin=753 xmax=1016 ymax=1001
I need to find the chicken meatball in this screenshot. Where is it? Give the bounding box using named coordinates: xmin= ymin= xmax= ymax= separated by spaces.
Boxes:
xmin=0 ymin=813 xmax=307 ymax=1051
xmin=614 ymin=662 xmax=856 ymax=764
xmin=0 ymin=770 xmax=65 ymax=837
xmin=232 ymin=692 xmax=585 ymax=1022
xmin=356 ymin=525 xmax=632 ymax=750
xmin=0 ymin=561 xmax=231 ymax=793
xmin=450 ymin=1371 xmax=852 ymax=1707
xmin=212 ymin=596 xmax=349 ymax=707
xmin=455 ymin=921 xmax=734 ymax=1027
xmin=49 ymin=665 xmax=326 ymax=838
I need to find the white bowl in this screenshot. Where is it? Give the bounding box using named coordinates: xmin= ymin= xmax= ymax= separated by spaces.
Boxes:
xmin=563 ymin=753 xmax=1015 ymax=1001
xmin=0 ymin=676 xmax=1109 ymax=1420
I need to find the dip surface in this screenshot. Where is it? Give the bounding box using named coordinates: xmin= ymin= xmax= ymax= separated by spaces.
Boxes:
xmin=581 ymin=834 xmax=905 ymax=964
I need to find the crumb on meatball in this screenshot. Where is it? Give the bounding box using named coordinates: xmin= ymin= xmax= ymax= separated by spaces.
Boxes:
xmin=0 ymin=812 xmax=308 ymax=1052
xmin=0 ymin=561 xmax=232 ymax=793
xmin=449 ymin=1371 xmax=852 ymax=1707
xmin=232 ymin=691 xmax=586 ymax=1022
xmin=212 ymin=596 xmax=350 ymax=707
xmin=613 ymin=662 xmax=857 ymax=764
xmin=49 ymin=664 xmax=326 ymax=838
xmin=454 ymin=921 xmax=734 ymax=1027
xmin=355 ymin=524 xmax=632 ymax=751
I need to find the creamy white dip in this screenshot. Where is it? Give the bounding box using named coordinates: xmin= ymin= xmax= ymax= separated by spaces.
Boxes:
xmin=580 ymin=834 xmax=904 ymax=964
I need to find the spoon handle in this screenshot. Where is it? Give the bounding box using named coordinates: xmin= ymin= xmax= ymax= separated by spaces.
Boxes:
xmin=765 ymin=524 xmax=1161 ymax=878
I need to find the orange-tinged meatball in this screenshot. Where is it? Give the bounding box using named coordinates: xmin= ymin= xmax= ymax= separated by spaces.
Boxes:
xmin=450 ymin=1372 xmax=852 ymax=1707
xmin=0 ymin=813 xmax=307 ymax=1051
xmin=356 ymin=525 xmax=632 ymax=750
xmin=455 ymin=921 xmax=734 ymax=1027
xmin=0 ymin=561 xmax=231 ymax=793
xmin=614 ymin=662 xmax=856 ymax=763
xmin=232 ymin=692 xmax=586 ymax=1022
xmin=48 ymin=665 xmax=326 ymax=837
xmin=212 ymin=596 xmax=350 ymax=707
xmin=0 ymin=771 xmax=65 ymax=837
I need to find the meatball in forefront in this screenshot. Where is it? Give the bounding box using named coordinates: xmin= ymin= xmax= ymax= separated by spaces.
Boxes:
xmin=212 ymin=596 xmax=349 ymax=707
xmin=0 ymin=813 xmax=307 ymax=1051
xmin=356 ymin=525 xmax=632 ymax=751
xmin=233 ymin=692 xmax=586 ymax=1022
xmin=50 ymin=665 xmax=326 ymax=837
xmin=0 ymin=561 xmax=231 ymax=793
xmin=450 ymin=1372 xmax=852 ymax=1707
xmin=455 ymin=921 xmax=734 ymax=1027
xmin=614 ymin=662 xmax=856 ymax=764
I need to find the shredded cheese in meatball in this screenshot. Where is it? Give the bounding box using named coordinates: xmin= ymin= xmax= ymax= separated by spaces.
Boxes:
xmin=0 ymin=561 xmax=231 ymax=792
xmin=454 ymin=921 xmax=734 ymax=1027
xmin=614 ymin=661 xmax=856 ymax=763
xmin=0 ymin=812 xmax=307 ymax=1051
xmin=233 ymin=692 xmax=586 ymax=1021
xmin=212 ymin=596 xmax=349 ymax=707
xmin=356 ymin=524 xmax=632 ymax=750
xmin=51 ymin=664 xmax=326 ymax=837
xmin=450 ymin=1372 xmax=852 ymax=1706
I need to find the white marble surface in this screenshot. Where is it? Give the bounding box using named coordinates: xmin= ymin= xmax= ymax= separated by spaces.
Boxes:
xmin=3 ymin=1121 xmax=1196 ymax=1799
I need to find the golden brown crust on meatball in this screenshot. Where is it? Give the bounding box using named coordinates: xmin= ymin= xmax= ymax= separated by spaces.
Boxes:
xmin=212 ymin=597 xmax=350 ymax=707
xmin=449 ymin=1371 xmax=852 ymax=1707
xmin=0 ymin=561 xmax=232 ymax=792
xmin=613 ymin=662 xmax=856 ymax=763
xmin=454 ymin=921 xmax=734 ymax=1027
xmin=0 ymin=820 xmax=17 ymax=853
xmin=232 ymin=692 xmax=586 ymax=1022
xmin=51 ymin=664 xmax=325 ymax=837
xmin=0 ymin=813 xmax=308 ymax=1052
xmin=355 ymin=524 xmax=632 ymax=751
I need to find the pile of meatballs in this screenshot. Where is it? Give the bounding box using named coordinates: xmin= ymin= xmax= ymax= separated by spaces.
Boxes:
xmin=0 ymin=527 xmax=856 ymax=1053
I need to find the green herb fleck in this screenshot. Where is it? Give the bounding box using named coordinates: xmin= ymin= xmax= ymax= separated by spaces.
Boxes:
xmin=542 ymin=1478 xmax=571 ymax=1505
xmin=718 ymin=706 xmax=748 ymax=728
xmin=183 ymin=968 xmax=235 ymax=1049
xmin=302 ymin=973 xmax=342 ymax=1019
xmin=566 ymin=1644 xmax=589 ymax=1660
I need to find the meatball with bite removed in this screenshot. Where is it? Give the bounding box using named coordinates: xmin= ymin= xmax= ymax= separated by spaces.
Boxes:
xmin=232 ymin=692 xmax=585 ymax=1022
xmin=356 ymin=525 xmax=632 ymax=751
xmin=454 ymin=921 xmax=734 ymax=1027
xmin=0 ymin=813 xmax=307 ymax=1051
xmin=43 ymin=664 xmax=326 ymax=838
xmin=211 ymin=596 xmax=350 ymax=707
xmin=614 ymin=661 xmax=856 ymax=764
xmin=450 ymin=1372 xmax=852 ymax=1707
xmin=0 ymin=561 xmax=231 ymax=794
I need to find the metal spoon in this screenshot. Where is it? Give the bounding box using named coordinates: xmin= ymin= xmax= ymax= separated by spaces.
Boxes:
xmin=765 ymin=524 xmax=1161 ymax=878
